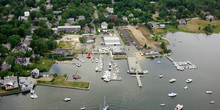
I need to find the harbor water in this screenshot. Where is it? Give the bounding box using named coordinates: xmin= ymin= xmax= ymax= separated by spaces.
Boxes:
xmin=0 ymin=32 xmax=220 ymax=110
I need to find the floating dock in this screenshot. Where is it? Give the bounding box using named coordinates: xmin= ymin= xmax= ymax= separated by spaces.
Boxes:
xmin=136 ymin=74 xmax=142 ymax=87
xmin=127 ymin=57 xmax=143 ymax=74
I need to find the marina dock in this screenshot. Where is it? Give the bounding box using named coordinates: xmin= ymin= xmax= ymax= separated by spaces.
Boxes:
xmin=127 ymin=57 xmax=143 ymax=74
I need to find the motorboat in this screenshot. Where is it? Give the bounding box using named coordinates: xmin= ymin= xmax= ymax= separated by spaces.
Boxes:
xmin=169 ymin=78 xmax=176 ymax=83
xmin=143 ymin=70 xmax=148 ymax=74
xmin=100 ymin=96 xmax=109 ymax=110
xmin=95 ymin=67 xmax=99 ymax=72
xmin=127 ymin=70 xmax=130 ymax=73
xmin=174 ymin=104 xmax=183 ymax=110
xmin=168 ymin=92 xmax=177 ymax=97
xmin=184 ymin=86 xmax=188 ymax=90
xmin=109 ymin=63 xmax=111 ymax=67
xmin=76 ymin=63 xmax=81 ymax=67
xmin=160 ymin=104 xmax=165 ymax=106
xmin=103 ymin=78 xmax=111 ymax=82
xmin=80 ymin=107 xmax=86 ymax=110
xmin=157 ymin=61 xmax=161 ymax=64
xmin=63 ymin=97 xmax=71 ymax=102
xmin=96 ymin=58 xmax=99 ymax=63
xmin=30 ymin=94 xmax=38 ymax=99
xmin=109 ymin=67 xmax=111 ymax=71
xmin=210 ymin=101 xmax=215 ymax=104
xmin=206 ymin=91 xmax=212 ymax=94
xmin=186 ymin=79 xmax=192 ymax=83
xmin=30 ymin=89 xmax=34 ymax=94
xmin=159 ymin=74 xmax=163 ymax=78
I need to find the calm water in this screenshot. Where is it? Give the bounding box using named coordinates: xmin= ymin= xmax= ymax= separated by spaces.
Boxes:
xmin=1 ymin=32 xmax=220 ymax=110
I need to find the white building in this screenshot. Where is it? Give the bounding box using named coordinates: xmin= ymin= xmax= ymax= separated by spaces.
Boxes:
xmin=24 ymin=11 xmax=30 ymax=17
xmin=122 ymin=16 xmax=128 ymax=21
xmin=78 ymin=15 xmax=85 ymax=21
xmin=103 ymin=35 xmax=121 ymax=46
xmin=101 ymin=22 xmax=108 ymax=31
xmin=106 ymin=7 xmax=114 ymax=13
xmin=19 ymin=77 xmax=36 ymax=91
xmin=30 ymin=68 xmax=40 ymax=78
xmin=160 ymin=24 xmax=166 ymax=29
xmin=57 ymin=26 xmax=81 ymax=32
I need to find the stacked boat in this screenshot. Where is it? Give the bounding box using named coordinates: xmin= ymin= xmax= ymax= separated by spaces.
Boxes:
xmin=101 ymin=71 xmax=111 ymax=82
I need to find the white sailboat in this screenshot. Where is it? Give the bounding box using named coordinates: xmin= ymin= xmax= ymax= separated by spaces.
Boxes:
xmin=184 ymin=86 xmax=188 ymax=90
xmin=63 ymin=97 xmax=71 ymax=102
xmin=186 ymin=79 xmax=192 ymax=83
xmin=168 ymin=92 xmax=177 ymax=97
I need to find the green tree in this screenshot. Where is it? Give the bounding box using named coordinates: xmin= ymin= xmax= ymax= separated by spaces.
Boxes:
xmin=14 ymin=65 xmax=23 ymax=74
xmin=0 ymin=33 xmax=7 ymax=44
xmin=8 ymin=35 xmax=21 ymax=48
xmin=0 ymin=46 xmax=9 ymax=57
xmin=108 ymin=23 xmax=114 ymax=29
xmin=79 ymin=36 xmax=87 ymax=43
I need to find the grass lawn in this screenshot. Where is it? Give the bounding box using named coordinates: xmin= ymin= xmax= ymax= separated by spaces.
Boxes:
xmin=32 ymin=57 xmax=54 ymax=72
xmin=0 ymin=88 xmax=20 ymax=94
xmin=37 ymin=75 xmax=90 ymax=89
xmin=153 ymin=19 xmax=220 ymax=35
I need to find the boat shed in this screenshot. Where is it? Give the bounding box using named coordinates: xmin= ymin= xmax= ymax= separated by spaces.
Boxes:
xmin=103 ymin=35 xmax=121 ymax=46
xmin=111 ymin=46 xmax=125 ymax=55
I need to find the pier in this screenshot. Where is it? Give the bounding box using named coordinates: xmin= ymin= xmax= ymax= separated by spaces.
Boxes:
xmin=135 ymin=73 xmax=142 ymax=87
xmin=127 ymin=57 xmax=143 ymax=74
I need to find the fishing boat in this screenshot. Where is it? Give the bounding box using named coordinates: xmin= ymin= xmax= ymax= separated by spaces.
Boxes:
xmin=168 ymin=92 xmax=177 ymax=97
xmin=206 ymin=91 xmax=212 ymax=94
xmin=63 ymin=97 xmax=71 ymax=102
xmin=30 ymin=94 xmax=38 ymax=99
xmin=159 ymin=74 xmax=163 ymax=78
xmin=169 ymin=78 xmax=176 ymax=83
xmin=184 ymin=86 xmax=188 ymax=90
xmin=186 ymin=79 xmax=192 ymax=83
xmin=100 ymin=96 xmax=109 ymax=110
xmin=174 ymin=104 xmax=183 ymax=110
xmin=160 ymin=104 xmax=165 ymax=106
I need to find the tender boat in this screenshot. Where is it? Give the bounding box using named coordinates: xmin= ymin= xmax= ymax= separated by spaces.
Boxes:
xmin=210 ymin=101 xmax=215 ymax=104
xmin=206 ymin=91 xmax=212 ymax=94
xmin=159 ymin=74 xmax=163 ymax=78
xmin=186 ymin=79 xmax=192 ymax=83
xmin=63 ymin=97 xmax=71 ymax=102
xmin=127 ymin=70 xmax=130 ymax=73
xmin=184 ymin=86 xmax=188 ymax=90
xmin=30 ymin=89 xmax=34 ymax=94
xmin=30 ymin=94 xmax=38 ymax=99
xmin=169 ymin=78 xmax=176 ymax=83
xmin=160 ymin=104 xmax=165 ymax=106
xmin=168 ymin=92 xmax=177 ymax=97
xmin=143 ymin=70 xmax=148 ymax=74
xmin=174 ymin=104 xmax=183 ymax=110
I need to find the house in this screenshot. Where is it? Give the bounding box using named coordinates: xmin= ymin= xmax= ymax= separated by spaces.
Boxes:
xmin=46 ymin=4 xmax=53 ymax=9
xmin=25 ymin=35 xmax=33 ymax=41
xmin=129 ymin=13 xmax=134 ymax=17
xmin=84 ymin=26 xmax=90 ymax=33
xmin=30 ymin=68 xmax=39 ymax=78
xmin=19 ymin=77 xmax=36 ymax=91
xmin=106 ymin=7 xmax=114 ymax=13
xmin=160 ymin=24 xmax=166 ymax=29
xmin=97 ymin=4 xmax=103 ymax=6
xmin=18 ymin=16 xmax=28 ymax=20
xmin=1 ymin=75 xmax=19 ymax=90
xmin=178 ymin=19 xmax=187 ymax=25
xmin=206 ymin=15 xmax=214 ymax=22
xmin=122 ymin=16 xmax=128 ymax=21
xmin=19 ymin=44 xmax=32 ymax=53
xmin=39 ymin=17 xmax=48 ymax=22
xmin=5 ymin=4 xmax=11 ymax=7
xmin=101 ymin=22 xmax=108 ymax=31
xmin=52 ymin=48 xmax=73 ymax=56
xmin=35 ymin=0 xmax=40 ymax=2
xmin=66 ymin=18 xmax=75 ymax=25
xmin=78 ymin=15 xmax=85 ymax=21
xmin=148 ymin=21 xmax=159 ymax=29
xmin=103 ymin=35 xmax=121 ymax=46
xmin=8 ymin=14 xmax=14 ymax=21
xmin=108 ymin=15 xmax=118 ymax=20
xmin=30 ymin=7 xmax=40 ymax=12
xmin=15 ymin=57 xmax=30 ymax=66
xmin=57 ymin=15 xmax=62 ymax=20
xmin=53 ymin=11 xmax=62 ymax=14
xmin=201 ymin=10 xmax=211 ymax=15
xmin=57 ymin=26 xmax=81 ymax=32
xmin=24 ymin=11 xmax=30 ymax=17
xmin=150 ymin=1 xmax=156 ymax=4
